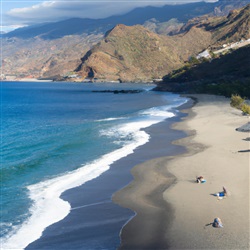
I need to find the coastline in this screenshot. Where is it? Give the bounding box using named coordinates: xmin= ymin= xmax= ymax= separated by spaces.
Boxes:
xmin=24 ymin=95 xmax=191 ymax=250
xmin=114 ymin=94 xmax=249 ymax=249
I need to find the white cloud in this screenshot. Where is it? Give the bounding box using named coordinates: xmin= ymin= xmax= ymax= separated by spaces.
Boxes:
xmin=4 ymin=0 xmax=218 ymax=27
xmin=0 ymin=24 xmax=27 ymax=33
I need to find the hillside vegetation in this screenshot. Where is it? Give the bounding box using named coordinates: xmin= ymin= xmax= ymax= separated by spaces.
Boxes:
xmin=158 ymin=45 xmax=250 ymax=98
xmin=231 ymin=94 xmax=250 ymax=115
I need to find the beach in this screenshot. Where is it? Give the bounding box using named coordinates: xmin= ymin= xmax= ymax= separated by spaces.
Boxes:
xmin=24 ymin=102 xmax=190 ymax=250
xmin=114 ymin=94 xmax=249 ymax=249
xmin=3 ymin=82 xmax=191 ymax=249
xmin=3 ymin=85 xmax=249 ymax=249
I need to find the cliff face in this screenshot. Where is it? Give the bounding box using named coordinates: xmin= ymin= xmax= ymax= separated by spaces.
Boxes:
xmin=76 ymin=25 xmax=211 ymax=82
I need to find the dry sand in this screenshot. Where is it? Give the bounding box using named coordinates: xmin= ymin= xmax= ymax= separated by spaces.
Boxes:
xmin=114 ymin=94 xmax=249 ymax=250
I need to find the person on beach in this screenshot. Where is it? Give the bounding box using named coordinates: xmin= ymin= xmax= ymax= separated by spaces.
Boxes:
xmin=216 ymin=186 xmax=229 ymax=199
xmin=222 ymin=186 xmax=228 ymax=195
xmin=196 ymin=176 xmax=206 ymax=183
xmin=213 ymin=218 xmax=223 ymax=228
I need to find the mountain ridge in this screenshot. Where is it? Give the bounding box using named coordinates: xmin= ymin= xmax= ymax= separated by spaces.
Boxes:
xmin=3 ymin=0 xmax=250 ymax=40
xmin=75 ymin=3 xmax=250 ymax=82
xmin=2 ymin=1 xmax=250 ymax=80
xmin=76 ymin=24 xmax=212 ymax=82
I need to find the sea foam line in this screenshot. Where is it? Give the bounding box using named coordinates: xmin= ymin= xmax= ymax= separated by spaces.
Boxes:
xmin=1 ymin=99 xmax=185 ymax=250
xmin=1 ymin=123 xmax=152 ymax=249
xmin=70 ymin=201 xmax=112 ymax=211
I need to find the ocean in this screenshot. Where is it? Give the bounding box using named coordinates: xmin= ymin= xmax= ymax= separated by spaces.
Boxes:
xmin=1 ymin=81 xmax=188 ymax=249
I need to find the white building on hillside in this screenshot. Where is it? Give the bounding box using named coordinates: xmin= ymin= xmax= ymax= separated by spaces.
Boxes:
xmin=196 ymin=50 xmax=211 ymax=60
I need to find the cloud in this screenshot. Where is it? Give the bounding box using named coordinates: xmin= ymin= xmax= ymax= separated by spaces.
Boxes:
xmin=0 ymin=25 xmax=27 ymax=33
xmin=4 ymin=0 xmax=218 ymax=27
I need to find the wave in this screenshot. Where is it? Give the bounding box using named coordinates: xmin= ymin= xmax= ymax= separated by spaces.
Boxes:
xmin=1 ymin=97 xmax=187 ymax=249
xmin=96 ymin=117 xmax=126 ymax=122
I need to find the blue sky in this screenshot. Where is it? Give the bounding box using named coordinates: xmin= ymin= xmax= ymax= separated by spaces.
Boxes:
xmin=1 ymin=0 xmax=218 ymax=32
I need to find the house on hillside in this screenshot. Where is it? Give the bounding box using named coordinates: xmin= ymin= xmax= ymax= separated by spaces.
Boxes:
xmin=196 ymin=50 xmax=211 ymax=60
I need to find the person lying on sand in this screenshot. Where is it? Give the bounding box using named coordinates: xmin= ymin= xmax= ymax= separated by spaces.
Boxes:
xmin=216 ymin=186 xmax=229 ymax=200
xmin=196 ymin=176 xmax=206 ymax=183
xmin=213 ymin=218 xmax=223 ymax=228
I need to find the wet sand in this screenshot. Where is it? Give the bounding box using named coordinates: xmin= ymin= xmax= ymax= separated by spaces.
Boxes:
xmin=114 ymin=94 xmax=249 ymax=249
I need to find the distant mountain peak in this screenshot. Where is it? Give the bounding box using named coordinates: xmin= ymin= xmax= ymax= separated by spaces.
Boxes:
xmin=5 ymin=0 xmax=248 ymax=40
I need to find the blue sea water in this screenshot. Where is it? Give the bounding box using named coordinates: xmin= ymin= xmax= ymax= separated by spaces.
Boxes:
xmin=1 ymin=81 xmax=187 ymax=249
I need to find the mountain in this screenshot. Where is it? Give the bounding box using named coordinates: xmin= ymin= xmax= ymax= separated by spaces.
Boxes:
xmin=2 ymin=0 xmax=250 ymax=80
xmin=1 ymin=1 xmax=216 ymax=79
xmin=210 ymin=3 xmax=250 ymax=46
xmin=3 ymin=0 xmax=250 ymax=40
xmin=156 ymin=45 xmax=250 ymax=97
xmin=181 ymin=3 xmax=250 ymax=48
xmin=76 ymin=24 xmax=211 ymax=82
xmin=75 ymin=3 xmax=250 ymax=82
xmin=212 ymin=0 xmax=250 ymax=16
xmin=155 ymin=4 xmax=250 ymax=97
xmin=143 ymin=18 xmax=184 ymax=36
xmin=2 ymin=34 xmax=103 ymax=79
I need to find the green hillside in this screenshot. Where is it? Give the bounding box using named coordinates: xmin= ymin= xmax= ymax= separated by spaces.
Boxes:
xmin=158 ymin=45 xmax=250 ymax=98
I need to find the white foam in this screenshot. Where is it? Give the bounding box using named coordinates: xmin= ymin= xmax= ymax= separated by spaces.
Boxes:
xmin=1 ymin=128 xmax=149 ymax=249
xmin=96 ymin=117 xmax=125 ymax=122
xmin=1 ymin=96 xmax=187 ymax=249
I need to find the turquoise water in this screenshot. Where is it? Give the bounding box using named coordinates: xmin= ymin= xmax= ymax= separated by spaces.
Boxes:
xmin=1 ymin=81 xmax=187 ymax=248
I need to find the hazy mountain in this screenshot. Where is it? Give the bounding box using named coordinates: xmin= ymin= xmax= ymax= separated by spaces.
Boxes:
xmin=2 ymin=34 xmax=103 ymax=79
xmin=212 ymin=0 xmax=250 ymax=16
xmin=3 ymin=0 xmax=250 ymax=40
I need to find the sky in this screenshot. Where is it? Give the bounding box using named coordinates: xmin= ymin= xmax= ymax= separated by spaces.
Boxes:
xmin=0 ymin=0 xmax=218 ymax=32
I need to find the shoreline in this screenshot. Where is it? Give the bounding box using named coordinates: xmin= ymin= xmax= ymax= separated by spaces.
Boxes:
xmin=114 ymin=94 xmax=249 ymax=249
xmin=25 ymin=95 xmax=191 ymax=249
xmin=112 ymin=98 xmax=195 ymax=249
